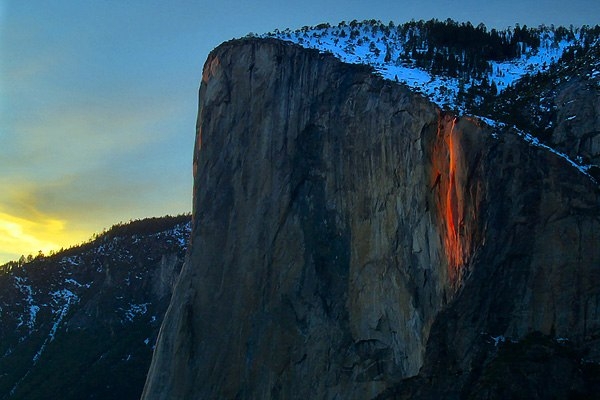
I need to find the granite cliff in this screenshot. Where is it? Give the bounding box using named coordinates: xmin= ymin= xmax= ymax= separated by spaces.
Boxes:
xmin=143 ymin=38 xmax=600 ymax=399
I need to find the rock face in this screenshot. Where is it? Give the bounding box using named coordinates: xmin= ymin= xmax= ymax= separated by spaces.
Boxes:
xmin=551 ymin=76 xmax=600 ymax=164
xmin=143 ymin=38 xmax=600 ymax=399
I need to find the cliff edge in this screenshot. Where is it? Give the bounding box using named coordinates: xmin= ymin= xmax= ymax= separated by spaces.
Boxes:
xmin=143 ymin=38 xmax=600 ymax=399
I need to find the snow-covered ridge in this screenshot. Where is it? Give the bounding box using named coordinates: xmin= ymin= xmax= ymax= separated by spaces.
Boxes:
xmin=477 ymin=116 xmax=597 ymax=183
xmin=263 ymin=20 xmax=595 ymax=111
xmin=262 ymin=20 xmax=599 ymax=183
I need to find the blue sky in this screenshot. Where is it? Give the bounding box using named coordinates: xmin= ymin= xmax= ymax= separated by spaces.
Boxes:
xmin=1 ymin=0 xmax=598 ymax=263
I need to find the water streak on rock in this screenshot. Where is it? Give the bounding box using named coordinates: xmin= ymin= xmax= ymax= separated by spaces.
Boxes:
xmin=432 ymin=115 xmax=467 ymax=286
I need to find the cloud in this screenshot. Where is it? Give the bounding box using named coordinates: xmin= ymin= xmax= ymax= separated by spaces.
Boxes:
xmin=0 ymin=181 xmax=80 ymax=262
xmin=0 ymin=180 xmax=100 ymax=263
xmin=0 ymin=153 xmax=191 ymax=264
xmin=2 ymin=84 xmax=191 ymax=184
xmin=0 ymin=209 xmax=69 ymax=263
xmin=0 ymin=190 xmax=103 ymax=264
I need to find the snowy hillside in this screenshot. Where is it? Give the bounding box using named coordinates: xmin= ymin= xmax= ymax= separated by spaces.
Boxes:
xmin=261 ymin=20 xmax=600 ymax=184
xmin=264 ymin=20 xmax=599 ymax=112
xmin=0 ymin=215 xmax=190 ymax=400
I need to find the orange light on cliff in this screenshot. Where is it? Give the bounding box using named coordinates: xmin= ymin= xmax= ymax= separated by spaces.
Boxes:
xmin=444 ymin=118 xmax=462 ymax=274
xmin=433 ymin=116 xmax=465 ymax=284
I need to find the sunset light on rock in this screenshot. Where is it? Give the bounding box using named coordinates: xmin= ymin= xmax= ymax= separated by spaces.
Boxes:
xmin=444 ymin=118 xmax=462 ymax=272
xmin=431 ymin=115 xmax=469 ymax=285
xmin=428 ymin=114 xmax=488 ymax=288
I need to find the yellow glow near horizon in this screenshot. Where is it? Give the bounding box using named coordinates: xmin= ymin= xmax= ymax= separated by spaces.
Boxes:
xmin=0 ymin=210 xmax=84 ymax=264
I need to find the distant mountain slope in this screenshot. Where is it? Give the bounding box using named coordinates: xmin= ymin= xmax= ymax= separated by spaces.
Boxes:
xmin=0 ymin=214 xmax=190 ymax=400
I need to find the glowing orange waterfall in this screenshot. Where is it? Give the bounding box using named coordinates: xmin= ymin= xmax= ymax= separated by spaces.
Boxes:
xmin=445 ymin=118 xmax=462 ymax=275
xmin=433 ymin=115 xmax=465 ymax=284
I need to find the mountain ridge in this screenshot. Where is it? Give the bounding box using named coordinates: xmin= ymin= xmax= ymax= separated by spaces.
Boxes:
xmin=0 ymin=214 xmax=190 ymax=400
xmin=263 ymin=19 xmax=600 ymax=110
xmin=264 ymin=19 xmax=600 ymax=176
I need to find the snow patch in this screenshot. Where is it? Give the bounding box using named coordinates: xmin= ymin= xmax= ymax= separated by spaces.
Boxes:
xmin=518 ymin=130 xmax=596 ymax=181
xmin=467 ymin=114 xmax=596 ymax=183
xmin=33 ymin=289 xmax=79 ymax=363
xmin=121 ymin=302 xmax=150 ymax=323
xmin=491 ymin=335 xmax=506 ymax=346
xmin=65 ymin=278 xmax=91 ymax=289
xmin=60 ymin=256 xmax=81 ymax=266
xmin=13 ymin=276 xmax=38 ymax=332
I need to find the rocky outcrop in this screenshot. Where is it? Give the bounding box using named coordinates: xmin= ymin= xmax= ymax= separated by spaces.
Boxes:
xmin=143 ymin=38 xmax=600 ymax=399
xmin=551 ymin=76 xmax=600 ymax=164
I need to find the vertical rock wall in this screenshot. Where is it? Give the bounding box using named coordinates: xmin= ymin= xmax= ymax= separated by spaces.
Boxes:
xmin=143 ymin=38 xmax=469 ymax=400
xmin=143 ymin=38 xmax=600 ymax=400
